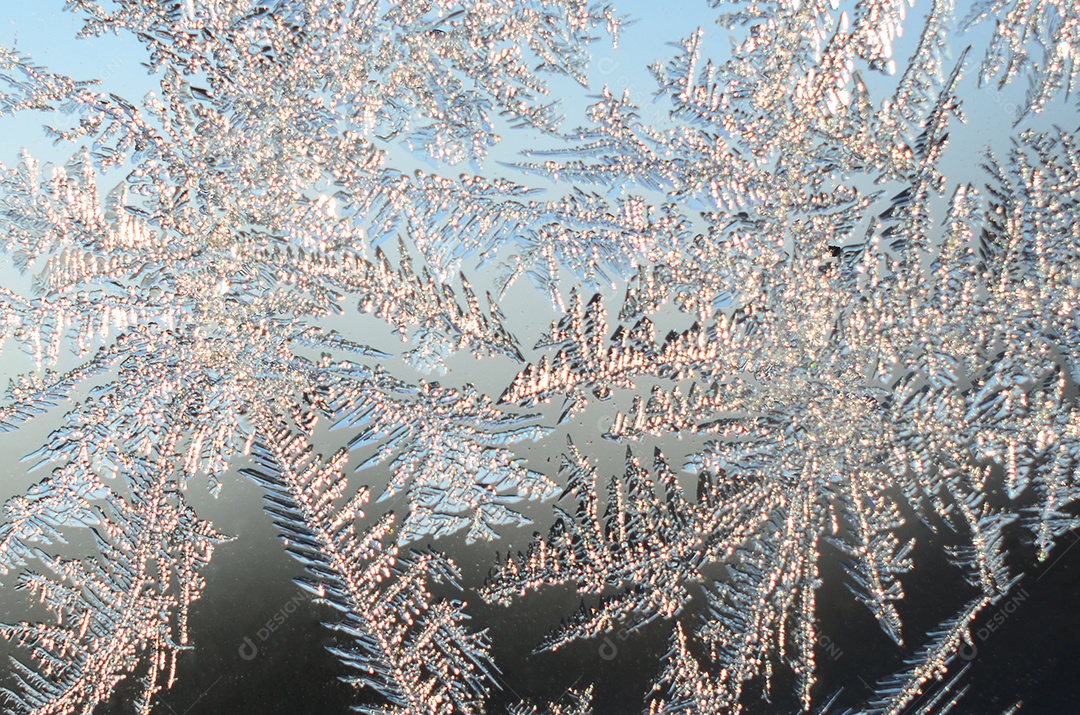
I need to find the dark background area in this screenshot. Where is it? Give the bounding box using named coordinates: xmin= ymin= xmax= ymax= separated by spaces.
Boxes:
xmin=98 ymin=475 xmax=1080 ymax=715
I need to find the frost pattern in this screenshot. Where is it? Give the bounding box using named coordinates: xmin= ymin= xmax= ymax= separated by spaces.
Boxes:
xmin=964 ymin=0 xmax=1080 ymax=117
xmin=336 ymin=377 xmax=557 ymax=543
xmin=242 ymin=422 xmax=495 ymax=715
xmin=508 ymin=688 xmax=594 ymax=715
xmin=0 ymin=0 xmax=1076 ymax=713
xmin=0 ymin=443 xmax=224 ymax=714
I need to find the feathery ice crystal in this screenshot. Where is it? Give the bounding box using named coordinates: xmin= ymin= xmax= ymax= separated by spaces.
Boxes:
xmin=0 ymin=0 xmax=1078 ymax=713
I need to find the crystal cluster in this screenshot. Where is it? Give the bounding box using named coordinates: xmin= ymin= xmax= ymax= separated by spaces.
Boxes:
xmin=0 ymin=0 xmax=1075 ymax=713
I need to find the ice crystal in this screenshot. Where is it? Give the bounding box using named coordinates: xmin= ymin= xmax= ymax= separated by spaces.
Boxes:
xmin=965 ymin=0 xmax=1080 ymax=117
xmin=508 ymin=688 xmax=594 ymax=715
xmin=335 ymin=377 xmax=557 ymax=543
xmin=357 ymin=240 xmax=525 ymax=370
xmin=0 ymin=443 xmax=224 ymax=714
xmin=0 ymin=0 xmax=1077 ymax=713
xmin=482 ymin=437 xmax=742 ymax=650
xmin=242 ymin=422 xmax=495 ymax=714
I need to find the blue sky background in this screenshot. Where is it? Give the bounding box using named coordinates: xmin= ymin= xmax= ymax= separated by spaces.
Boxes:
xmin=0 ymin=1 xmax=708 ymax=166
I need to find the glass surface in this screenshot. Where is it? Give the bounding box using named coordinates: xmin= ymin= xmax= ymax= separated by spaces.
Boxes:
xmin=0 ymin=1 xmax=1078 ymax=714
